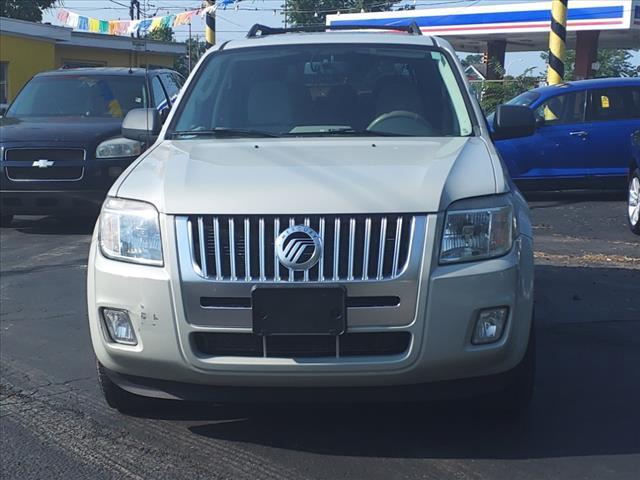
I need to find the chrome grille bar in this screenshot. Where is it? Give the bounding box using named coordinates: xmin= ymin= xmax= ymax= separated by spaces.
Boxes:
xmin=213 ymin=217 xmax=222 ymax=280
xmin=197 ymin=216 xmax=208 ymax=278
xmin=333 ymin=217 xmax=341 ymax=282
xmin=259 ymin=218 xmax=266 ymax=281
xmin=392 ymin=216 xmax=403 ymax=277
xmin=288 ymin=217 xmax=295 ymax=282
xmin=362 ymin=217 xmax=371 ymax=281
xmin=188 ymin=214 xmax=416 ymax=283
xmin=318 ymin=217 xmax=325 ymax=281
xmin=377 ymin=217 xmax=387 ymax=280
xmin=303 ymin=217 xmax=310 ymax=282
xmin=347 ymin=217 xmax=356 ymax=281
xmin=228 ymin=218 xmax=237 ymax=281
xmin=273 ymin=218 xmax=281 ymax=282
xmin=244 ymin=217 xmax=251 ymax=281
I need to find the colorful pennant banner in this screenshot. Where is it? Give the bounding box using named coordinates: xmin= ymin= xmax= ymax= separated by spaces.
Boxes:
xmin=56 ymin=8 xmax=199 ymax=37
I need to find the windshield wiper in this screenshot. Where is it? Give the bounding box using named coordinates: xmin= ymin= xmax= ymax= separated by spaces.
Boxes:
xmin=171 ymin=127 xmax=281 ymax=139
xmin=289 ymin=127 xmax=414 ymax=137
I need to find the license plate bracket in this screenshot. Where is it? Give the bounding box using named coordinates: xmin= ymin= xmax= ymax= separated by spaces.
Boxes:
xmin=252 ymin=287 xmax=346 ymax=336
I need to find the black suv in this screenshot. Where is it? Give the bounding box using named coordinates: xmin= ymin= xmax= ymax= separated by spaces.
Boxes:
xmin=0 ymin=67 xmax=184 ymax=226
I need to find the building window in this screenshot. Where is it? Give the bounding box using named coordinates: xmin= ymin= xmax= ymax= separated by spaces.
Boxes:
xmin=0 ymin=62 xmax=8 ymax=105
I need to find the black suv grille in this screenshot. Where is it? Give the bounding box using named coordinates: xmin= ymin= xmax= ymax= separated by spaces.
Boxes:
xmin=192 ymin=332 xmax=411 ymax=359
xmin=4 ymin=148 xmax=85 ymax=162
xmin=5 ymin=167 xmax=84 ymax=181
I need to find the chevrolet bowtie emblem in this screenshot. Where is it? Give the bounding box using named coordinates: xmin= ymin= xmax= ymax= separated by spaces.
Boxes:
xmin=32 ymin=159 xmax=55 ymax=168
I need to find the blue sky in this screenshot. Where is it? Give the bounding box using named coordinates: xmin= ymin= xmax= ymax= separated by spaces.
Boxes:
xmin=44 ymin=0 xmax=638 ymax=76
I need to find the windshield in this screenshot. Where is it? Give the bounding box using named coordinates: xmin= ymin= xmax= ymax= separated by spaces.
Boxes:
xmin=506 ymin=91 xmax=540 ymax=108
xmin=171 ymin=44 xmax=474 ymax=138
xmin=7 ymin=75 xmax=148 ymax=118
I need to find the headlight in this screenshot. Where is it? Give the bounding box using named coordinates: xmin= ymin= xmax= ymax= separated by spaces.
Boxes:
xmin=99 ymin=197 xmax=163 ymax=266
xmin=96 ymin=137 xmax=142 ymax=159
xmin=440 ymin=197 xmax=514 ymax=265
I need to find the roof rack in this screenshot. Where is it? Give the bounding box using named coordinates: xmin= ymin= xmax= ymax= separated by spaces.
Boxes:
xmin=246 ymin=22 xmax=423 ymax=38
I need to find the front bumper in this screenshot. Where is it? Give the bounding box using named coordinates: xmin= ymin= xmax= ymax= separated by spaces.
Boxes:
xmin=103 ymin=353 xmax=531 ymax=403
xmin=88 ymin=213 xmax=534 ymax=395
xmin=1 ymin=158 xmax=134 ymax=215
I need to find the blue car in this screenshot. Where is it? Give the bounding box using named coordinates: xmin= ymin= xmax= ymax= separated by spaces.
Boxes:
xmin=630 ymin=129 xmax=640 ymax=234
xmin=493 ymin=78 xmax=640 ymax=191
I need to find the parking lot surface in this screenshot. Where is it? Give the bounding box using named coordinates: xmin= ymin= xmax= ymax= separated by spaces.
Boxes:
xmin=1 ymin=191 xmax=639 ymax=480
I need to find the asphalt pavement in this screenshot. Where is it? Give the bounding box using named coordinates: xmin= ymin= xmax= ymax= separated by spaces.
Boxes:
xmin=1 ymin=191 xmax=639 ymax=480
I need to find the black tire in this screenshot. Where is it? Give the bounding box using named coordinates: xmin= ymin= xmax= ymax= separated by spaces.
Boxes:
xmin=96 ymin=361 xmax=147 ymax=414
xmin=628 ymin=169 xmax=640 ymax=235
xmin=0 ymin=214 xmax=13 ymax=228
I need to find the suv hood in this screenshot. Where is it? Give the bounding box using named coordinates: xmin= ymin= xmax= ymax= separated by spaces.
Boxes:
xmin=116 ymin=137 xmax=499 ymax=214
xmin=0 ymin=116 xmax=122 ymax=144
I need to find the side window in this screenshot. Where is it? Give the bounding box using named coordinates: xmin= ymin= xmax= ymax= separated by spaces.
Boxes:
xmin=173 ymin=73 xmax=185 ymax=88
xmin=150 ymin=76 xmax=169 ymax=112
xmin=588 ymin=87 xmax=639 ymax=122
xmin=535 ymin=91 xmax=585 ymax=126
xmin=160 ymin=73 xmax=181 ymax=104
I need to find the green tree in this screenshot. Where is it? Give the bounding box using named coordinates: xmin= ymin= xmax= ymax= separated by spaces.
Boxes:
xmin=283 ymin=1 xmax=402 ymax=27
xmin=595 ymin=49 xmax=638 ymax=78
xmin=0 ymin=0 xmax=57 ymax=22
xmin=147 ymin=25 xmax=174 ymax=43
xmin=480 ymin=68 xmax=538 ymax=113
xmin=460 ymin=54 xmax=483 ymax=68
xmin=540 ymin=48 xmax=638 ymax=80
xmin=174 ymin=38 xmax=207 ymax=78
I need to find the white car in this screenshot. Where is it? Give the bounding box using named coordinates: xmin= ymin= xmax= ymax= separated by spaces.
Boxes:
xmin=88 ymin=24 xmax=537 ymax=413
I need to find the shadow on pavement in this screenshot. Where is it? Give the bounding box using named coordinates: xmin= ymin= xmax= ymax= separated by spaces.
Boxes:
xmin=525 ymin=189 xmax=626 ymax=209
xmin=7 ymin=215 xmax=97 ymax=235
xmin=129 ymin=264 xmax=640 ymax=460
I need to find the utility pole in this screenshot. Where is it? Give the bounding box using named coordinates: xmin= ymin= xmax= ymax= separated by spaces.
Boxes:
xmin=547 ymin=0 xmax=568 ymax=85
xmin=203 ymin=1 xmax=216 ymax=49
xmin=129 ymin=0 xmax=141 ymax=38
xmin=188 ymin=22 xmax=192 ymax=72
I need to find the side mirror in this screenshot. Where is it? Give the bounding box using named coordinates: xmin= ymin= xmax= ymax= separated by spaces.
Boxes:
xmin=0 ymin=106 xmax=7 ymax=117
xmin=158 ymin=107 xmax=171 ymax=125
xmin=122 ymin=108 xmax=161 ymax=143
xmin=492 ymin=104 xmax=536 ymax=141
xmin=535 ymin=116 xmax=545 ymax=128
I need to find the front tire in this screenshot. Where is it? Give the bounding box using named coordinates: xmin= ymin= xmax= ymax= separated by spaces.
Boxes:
xmin=628 ymin=169 xmax=640 ymax=235
xmin=97 ymin=361 xmax=147 ymax=414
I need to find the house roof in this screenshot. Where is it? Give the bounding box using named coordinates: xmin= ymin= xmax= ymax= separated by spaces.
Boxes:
xmin=0 ymin=16 xmax=185 ymax=56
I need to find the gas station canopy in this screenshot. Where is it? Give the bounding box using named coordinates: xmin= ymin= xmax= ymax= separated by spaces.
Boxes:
xmin=326 ymin=0 xmax=640 ymax=52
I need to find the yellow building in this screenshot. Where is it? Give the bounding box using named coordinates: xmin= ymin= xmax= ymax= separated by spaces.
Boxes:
xmin=0 ymin=17 xmax=185 ymax=106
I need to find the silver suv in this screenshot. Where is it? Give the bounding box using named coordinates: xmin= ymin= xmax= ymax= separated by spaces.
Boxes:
xmin=88 ymin=25 xmax=537 ymax=413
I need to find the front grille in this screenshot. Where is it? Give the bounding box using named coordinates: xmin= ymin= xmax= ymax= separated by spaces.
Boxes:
xmin=192 ymin=332 xmax=411 ymax=358
xmin=188 ymin=215 xmax=415 ymax=282
xmin=4 ymin=148 xmax=85 ymax=162
xmin=5 ymin=166 xmax=84 ymax=181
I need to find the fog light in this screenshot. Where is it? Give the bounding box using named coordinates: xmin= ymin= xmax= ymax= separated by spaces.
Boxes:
xmin=472 ymin=308 xmax=508 ymax=345
xmin=102 ymin=308 xmax=137 ymax=345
